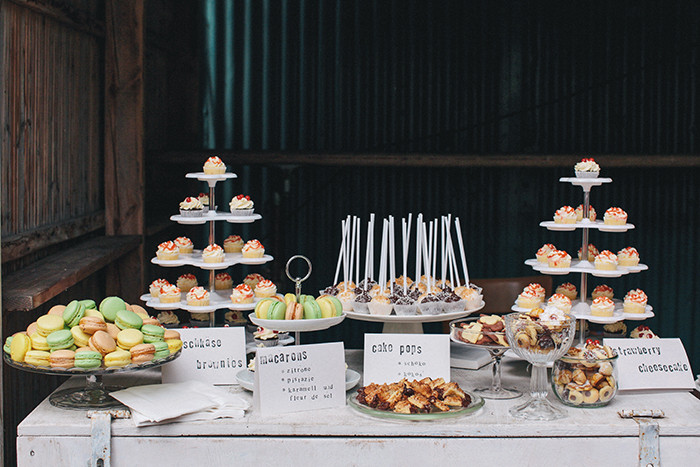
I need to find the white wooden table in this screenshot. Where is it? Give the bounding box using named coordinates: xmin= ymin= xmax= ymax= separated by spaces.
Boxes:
xmin=16 ymin=350 xmax=700 ymax=466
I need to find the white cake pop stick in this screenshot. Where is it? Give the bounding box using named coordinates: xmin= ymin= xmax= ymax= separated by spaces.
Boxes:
xmin=378 ymin=219 xmax=388 ymax=294
xmin=389 ymin=216 xmax=396 ymax=294
xmin=455 ymin=217 xmax=470 ymax=286
xmin=355 ymin=218 xmax=361 ymax=286
xmin=333 ymin=219 xmax=347 ymax=287
xmin=415 ymin=213 xmax=423 ymax=289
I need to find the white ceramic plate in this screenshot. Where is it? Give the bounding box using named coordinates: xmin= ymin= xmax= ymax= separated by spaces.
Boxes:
xmin=236 ymin=368 xmax=360 ymax=392
xmin=170 ymin=211 xmax=261 ymax=225
xmin=539 ymin=219 xmax=635 ymax=233
xmin=344 ymin=301 xmax=484 ymax=323
xmin=151 ymin=251 xmax=273 ymax=269
xmin=525 ymin=258 xmax=647 ymax=277
xmin=249 ymin=314 xmax=346 ymax=332
xmin=245 ymin=334 xmax=295 ymax=352
xmin=185 ymin=172 xmax=238 ymax=182
xmin=140 ymin=290 xmax=258 ymax=312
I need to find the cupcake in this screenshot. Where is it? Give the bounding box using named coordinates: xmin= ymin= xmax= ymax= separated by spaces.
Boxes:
xmin=591 ymin=284 xmax=614 ymax=300
xmin=630 ymin=325 xmax=658 ymax=339
xmin=229 ymin=194 xmax=254 ymax=216
xmin=189 ymin=313 xmax=211 ymax=324
xmin=555 ymin=282 xmax=577 ymax=301
xmin=223 ymin=234 xmax=244 ymax=253
xmin=547 ymin=293 xmax=572 ymax=313
xmin=202 ymin=243 xmax=225 ymax=263
xmin=230 ymin=284 xmax=254 ymax=304
xmin=603 ymin=207 xmax=628 ymax=225
xmin=215 ymin=272 xmax=233 ymax=290
xmin=179 ymin=197 xmax=203 ymax=217
xmin=623 ymin=289 xmax=647 ymax=314
xmin=594 ymin=250 xmax=618 ymax=270
xmin=590 ymin=296 xmax=615 ymax=317
xmin=574 ymin=157 xmax=600 ymax=178
xmin=174 ymin=236 xmax=194 ymax=254
xmin=553 ymin=206 xmax=577 ymax=224
xmin=617 ymin=247 xmax=640 ymax=267
xmin=454 ymin=286 xmax=482 ymax=310
xmin=254 ymin=279 xmax=277 ymax=298
xmin=536 ymin=244 xmax=556 ymax=263
xmin=158 ymin=284 xmax=181 ymax=304
xmin=186 ymin=286 xmax=210 ymax=306
xmin=156 ymin=241 xmax=179 ymax=260
xmin=603 ymin=321 xmax=627 ymax=337
xmin=253 ymin=327 xmax=279 ymax=347
xmin=203 ymin=156 xmax=225 ymax=174
xmin=547 ymin=249 xmax=571 ymax=268
xmin=516 ymin=288 xmax=542 ymax=309
xmin=241 ymin=240 xmax=265 ymax=258
xmin=224 ymin=310 xmax=247 ymax=325
xmin=243 ymin=273 xmax=265 ymax=288
xmin=578 ymin=243 xmax=599 ymax=262
xmin=368 ymin=294 xmax=393 ymax=316
xmin=575 ymin=204 xmax=596 ymax=222
xmin=149 ymin=279 xmax=170 ymax=297
xmin=197 ymin=192 xmax=210 ymax=212
xmin=176 ymin=273 xmax=198 ymax=293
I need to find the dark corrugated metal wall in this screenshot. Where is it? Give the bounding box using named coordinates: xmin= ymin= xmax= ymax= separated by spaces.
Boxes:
xmin=199 ymin=1 xmax=700 ymax=366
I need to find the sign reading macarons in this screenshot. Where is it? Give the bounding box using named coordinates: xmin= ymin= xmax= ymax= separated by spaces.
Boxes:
xmin=162 ymin=327 xmax=246 ymax=385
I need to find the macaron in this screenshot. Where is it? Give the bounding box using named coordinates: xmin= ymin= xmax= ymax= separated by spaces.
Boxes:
xmin=166 ymin=339 xmax=183 ymax=354
xmin=36 ymin=315 xmax=65 ymax=337
xmin=130 ymin=343 xmax=156 ymax=363
xmin=71 ymin=326 xmax=92 ymax=348
xmin=3 ymin=336 xmax=13 ymax=354
xmin=105 ymin=323 xmax=121 ymax=340
xmin=114 ymin=309 xmax=143 ymax=331
xmin=141 ymin=317 xmax=160 ymax=326
xmin=116 ymin=328 xmax=144 ymax=350
xmin=10 ymin=333 xmax=31 ymax=362
xmin=79 ymin=299 xmax=97 ymax=310
xmin=49 ymin=349 xmax=76 ymax=369
xmin=88 ymin=330 xmax=116 ymax=356
xmin=26 ymin=322 xmax=38 ymax=336
xmin=267 ymin=301 xmax=287 ymax=320
xmin=99 ymin=296 xmax=127 ymax=322
xmin=104 ymin=348 xmax=132 ymax=368
xmin=74 ymin=350 xmax=102 ymax=369
xmin=127 ymin=304 xmax=149 ymax=319
xmin=141 ymin=324 xmax=165 ymax=343
xmin=84 ymin=308 xmax=104 ymax=319
xmin=46 ymin=329 xmax=75 ymax=351
xmin=24 ymin=350 xmax=51 ymax=367
xmin=163 ymin=329 xmax=180 ymax=340
xmin=29 ymin=333 xmax=50 ymax=351
xmin=79 ymin=316 xmax=108 ymax=335
xmin=152 ymin=341 xmax=170 ymax=360
xmin=63 ymin=300 xmax=86 ymax=328
xmin=47 ymin=304 xmax=67 ymax=316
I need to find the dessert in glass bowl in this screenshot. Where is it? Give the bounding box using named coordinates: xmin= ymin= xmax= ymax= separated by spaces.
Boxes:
xmin=504 ymin=307 xmax=576 ymax=420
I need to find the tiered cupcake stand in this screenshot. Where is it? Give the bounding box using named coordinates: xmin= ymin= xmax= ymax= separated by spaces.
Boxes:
xmin=141 ymin=170 xmax=273 ymax=327
xmin=514 ymin=176 xmax=654 ymax=341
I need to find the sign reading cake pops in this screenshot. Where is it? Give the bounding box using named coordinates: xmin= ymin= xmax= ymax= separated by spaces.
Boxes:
xmin=162 ymin=327 xmax=246 ymax=385
xmin=363 ymin=333 xmax=450 ymax=385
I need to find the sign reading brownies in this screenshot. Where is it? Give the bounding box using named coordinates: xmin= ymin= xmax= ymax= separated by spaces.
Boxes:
xmin=162 ymin=327 xmax=246 ymax=385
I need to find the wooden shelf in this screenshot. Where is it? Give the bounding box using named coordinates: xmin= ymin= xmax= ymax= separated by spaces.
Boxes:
xmin=2 ymin=235 xmax=141 ymax=312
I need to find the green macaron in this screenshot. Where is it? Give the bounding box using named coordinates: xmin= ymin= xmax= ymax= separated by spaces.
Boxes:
xmin=114 ymin=309 xmax=143 ymax=330
xmin=152 ymin=341 xmax=170 ymax=360
xmin=63 ymin=300 xmax=86 ymax=328
xmin=99 ymin=296 xmax=127 ymax=323
xmin=141 ymin=324 xmax=165 ymax=343
xmin=74 ymin=350 xmax=103 ymax=369
xmin=46 ymin=329 xmax=75 ymax=351
xmin=267 ymin=301 xmax=287 ymax=320
xmin=3 ymin=336 xmax=13 ymax=354
xmin=79 ymin=299 xmax=97 ymax=310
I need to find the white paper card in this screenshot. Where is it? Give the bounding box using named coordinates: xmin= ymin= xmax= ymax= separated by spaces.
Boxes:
xmin=161 ymin=327 xmax=247 ymax=385
xmin=254 ymin=342 xmax=346 ymax=416
xmin=605 ymin=338 xmax=695 ymax=390
xmin=363 ymin=333 xmax=450 ymax=385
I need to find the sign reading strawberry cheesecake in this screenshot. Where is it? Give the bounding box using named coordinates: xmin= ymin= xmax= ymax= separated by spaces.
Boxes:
xmin=605 ymin=338 xmax=695 ymax=390
xmin=254 ymin=342 xmax=346 ymax=415
xmin=363 ymin=333 xmax=450 ymax=385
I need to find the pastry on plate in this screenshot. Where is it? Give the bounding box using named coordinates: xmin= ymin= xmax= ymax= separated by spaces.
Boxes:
xmin=603 ymin=207 xmax=628 ymax=225
xmin=553 ymin=206 xmax=577 ymax=224
xmin=203 ymin=156 xmax=225 ymax=174
xmin=202 ymin=243 xmax=225 ymax=263
xmin=594 ymin=250 xmax=618 ymax=270
xmin=617 ymin=246 xmax=639 ymax=267
xmin=574 ymin=157 xmax=600 ymax=178
xmin=156 ymin=241 xmax=179 ymax=261
xmin=555 ymin=282 xmax=577 ymax=301
xmin=174 ymin=236 xmax=194 ymax=254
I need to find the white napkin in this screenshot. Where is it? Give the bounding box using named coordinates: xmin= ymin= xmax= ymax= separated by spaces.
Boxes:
xmin=110 ymin=380 xmax=250 ymax=427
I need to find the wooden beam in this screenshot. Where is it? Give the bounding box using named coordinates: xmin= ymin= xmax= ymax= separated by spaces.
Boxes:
xmin=105 ymin=0 xmax=145 ymax=296
xmin=1 ymin=236 xmax=141 ymax=312
xmin=151 ymin=151 xmax=700 ymax=168
xmin=6 ymin=0 xmax=105 ymax=37
xmin=1 ymin=211 xmax=105 ymax=263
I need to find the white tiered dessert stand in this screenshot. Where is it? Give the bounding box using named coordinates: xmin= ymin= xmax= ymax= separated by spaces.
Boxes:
xmin=141 ymin=170 xmax=273 ymax=327
xmin=514 ymin=176 xmax=653 ymax=342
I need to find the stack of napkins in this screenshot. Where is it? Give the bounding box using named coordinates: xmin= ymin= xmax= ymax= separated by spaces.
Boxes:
xmin=110 ymin=380 xmax=250 ymax=426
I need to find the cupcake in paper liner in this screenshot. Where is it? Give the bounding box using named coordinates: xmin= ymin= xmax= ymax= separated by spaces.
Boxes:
xmin=336 ymin=288 xmax=356 ymax=311
xmin=574 ymin=157 xmax=600 ymax=178
xmin=197 ymin=193 xmax=210 ymax=213
xmin=253 ymin=327 xmax=280 ymax=347
xmin=229 ymin=194 xmax=254 ymax=216
xmin=351 ymin=290 xmax=372 ymax=314
xmin=392 ymin=294 xmax=418 ymax=316
xmin=367 ymin=294 xmax=393 ymax=316
xmin=417 ymin=294 xmax=442 ymax=315
xmin=441 ymin=291 xmax=466 ymax=313
xmin=179 ymin=196 xmax=204 ymax=217
xmin=454 ymin=285 xmax=483 ymax=310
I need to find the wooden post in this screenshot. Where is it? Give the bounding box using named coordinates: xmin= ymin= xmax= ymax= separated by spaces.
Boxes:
xmin=104 ymin=0 xmax=145 ymax=304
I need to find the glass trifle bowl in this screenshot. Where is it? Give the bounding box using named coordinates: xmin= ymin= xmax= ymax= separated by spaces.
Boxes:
xmin=450 ymin=316 xmax=521 ymax=399
xmin=504 ymin=308 xmax=576 ymax=420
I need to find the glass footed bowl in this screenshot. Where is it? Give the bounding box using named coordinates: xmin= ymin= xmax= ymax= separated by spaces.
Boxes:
xmin=552 ymin=352 xmax=618 ymax=408
xmin=504 ymin=312 xmax=576 ymax=420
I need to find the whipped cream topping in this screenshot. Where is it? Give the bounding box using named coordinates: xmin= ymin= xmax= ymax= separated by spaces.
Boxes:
xmin=224 ymin=235 xmax=243 ymax=246
xmin=244 ymin=273 xmax=265 ymax=286
xmin=604 ymin=207 xmax=628 ymax=222
xmin=202 ymin=243 xmax=224 ymax=259
xmin=215 ymin=272 xmax=232 ymax=282
xmin=255 ymin=279 xmax=276 ymax=295
xmin=574 ymin=158 xmax=600 ymax=172
xmin=204 ymin=156 xmax=224 ymax=169
xmin=540 ymin=305 xmax=569 ymax=323
xmin=174 ymin=236 xmax=193 ymax=248
xmin=151 ymin=278 xmax=170 ymax=289
xmin=624 ymin=289 xmax=647 ymax=304
xmin=630 ymin=325 xmax=657 ymax=338
xmin=617 ymin=246 xmax=639 ymax=259
xmin=548 ymin=249 xmax=570 ymax=261
xmin=229 ymin=194 xmax=254 ymax=210
xmin=159 ymin=284 xmax=181 ymax=297
xmin=178 ymin=273 xmax=196 ymax=282
xmin=197 ymin=193 xmax=209 ymax=205
xmin=179 ymin=197 xmax=203 ymax=210
xmin=554 ymin=206 xmax=576 ymax=220
xmin=556 ymin=282 xmax=577 ymax=294
xmin=187 ymin=286 xmax=209 ymax=301
xmin=595 ymin=250 xmax=618 ymax=264
xmin=157 ymin=241 xmax=178 ymax=254
xmin=537 ymin=244 xmax=556 ymax=256
xmin=254 ymin=327 xmax=278 ymax=340
xmin=592 ymin=296 xmax=614 ymax=307
xmin=231 ymin=284 xmax=254 ymax=301
xmin=547 ymin=293 xmax=572 ymax=308
xmin=518 ymin=288 xmax=541 ymax=301
xmin=578 ymin=243 xmax=599 ymax=259
xmin=242 ymin=239 xmax=264 ymax=253
xmin=592 ymin=284 xmax=614 ymax=298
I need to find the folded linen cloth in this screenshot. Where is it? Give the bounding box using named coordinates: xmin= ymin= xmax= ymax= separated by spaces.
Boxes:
xmin=110 ymin=380 xmax=250 ymax=427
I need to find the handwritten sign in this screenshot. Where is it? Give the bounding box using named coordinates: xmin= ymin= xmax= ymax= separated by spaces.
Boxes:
xmin=605 ymin=338 xmax=695 ymax=391
xmin=363 ymin=333 xmax=450 ymax=385
xmin=254 ymin=342 xmax=346 ymax=416
xmin=162 ymin=327 xmax=246 ymax=385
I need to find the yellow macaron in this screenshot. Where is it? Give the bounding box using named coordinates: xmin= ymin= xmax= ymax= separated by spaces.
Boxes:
xmin=166 ymin=339 xmax=183 ymax=354
xmin=24 ymin=350 xmax=51 ymax=367
xmin=10 ymin=333 xmax=31 ymax=362
xmin=29 ymin=333 xmax=50 ymax=351
xmin=71 ymin=327 xmax=92 ymax=348
xmin=103 ymin=348 xmax=132 ymax=368
xmin=116 ymin=328 xmax=144 ymax=350
xmin=36 ymin=315 xmax=65 ymax=337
